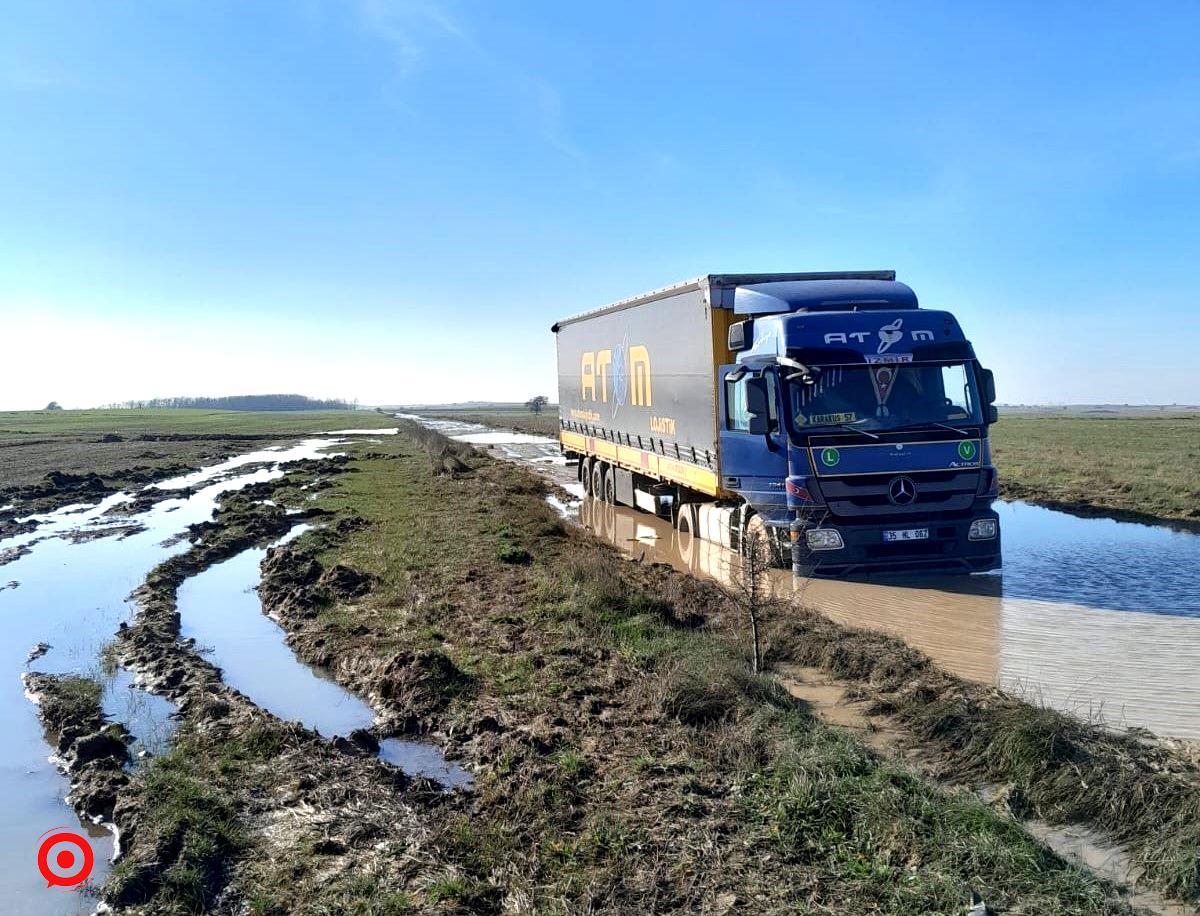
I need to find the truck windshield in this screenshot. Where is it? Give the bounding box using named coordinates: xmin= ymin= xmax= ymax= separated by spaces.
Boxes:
xmin=786 ymin=361 xmax=982 ymax=434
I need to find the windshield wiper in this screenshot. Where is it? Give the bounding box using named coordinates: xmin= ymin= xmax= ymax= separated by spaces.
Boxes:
xmin=836 ymin=423 xmax=880 ymax=440
xmin=904 ymin=421 xmax=969 ymax=437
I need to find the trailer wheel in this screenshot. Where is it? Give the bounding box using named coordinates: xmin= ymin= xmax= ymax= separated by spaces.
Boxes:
xmin=603 ymin=468 xmax=616 ymax=505
xmin=591 ymin=462 xmax=606 ymax=501
xmin=580 ymin=457 xmax=593 ymax=496
xmin=675 ymin=504 xmax=697 ymax=566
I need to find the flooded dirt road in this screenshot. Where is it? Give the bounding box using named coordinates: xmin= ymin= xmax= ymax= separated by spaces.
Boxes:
xmin=0 ymin=440 xmax=342 ymax=914
xmin=0 ymin=432 xmax=459 ymax=915
xmin=423 ymin=415 xmax=1200 ymax=742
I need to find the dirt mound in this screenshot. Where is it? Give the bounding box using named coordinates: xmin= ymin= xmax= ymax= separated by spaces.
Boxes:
xmin=23 ymin=672 xmax=132 ymax=823
xmin=42 ymin=470 xmax=108 ymax=494
xmin=376 ymin=649 xmax=472 ymax=725
xmin=319 ymin=563 xmax=375 ymax=599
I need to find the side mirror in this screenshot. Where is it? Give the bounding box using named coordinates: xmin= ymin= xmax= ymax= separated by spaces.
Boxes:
xmin=987 ymin=405 xmax=999 ymax=425
xmin=746 ymin=376 xmax=770 ymax=435
xmin=979 ymin=367 xmax=996 ymax=405
xmin=728 ymin=320 xmax=752 ymax=352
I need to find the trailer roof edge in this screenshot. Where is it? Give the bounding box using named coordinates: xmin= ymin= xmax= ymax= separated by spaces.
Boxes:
xmin=550 ymin=271 xmax=897 ymax=331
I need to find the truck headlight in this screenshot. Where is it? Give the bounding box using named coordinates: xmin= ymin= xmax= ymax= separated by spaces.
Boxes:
xmin=805 ymin=529 xmax=844 ymax=550
xmin=968 ymin=518 xmax=998 ymax=541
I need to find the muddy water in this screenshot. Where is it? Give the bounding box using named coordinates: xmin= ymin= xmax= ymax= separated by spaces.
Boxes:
xmin=0 ymin=439 xmax=344 ymax=915
xmin=579 ymin=497 xmax=1200 ymax=739
xmin=409 ymin=416 xmax=1200 ymax=740
xmin=177 ymin=537 xmax=472 ymax=789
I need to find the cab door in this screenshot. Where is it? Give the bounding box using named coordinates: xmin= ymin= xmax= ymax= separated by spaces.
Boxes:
xmin=718 ymin=366 xmax=788 ymax=519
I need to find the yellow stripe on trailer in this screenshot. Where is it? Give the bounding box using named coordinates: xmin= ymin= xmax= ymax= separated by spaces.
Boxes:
xmin=560 ymin=431 xmax=720 ymax=496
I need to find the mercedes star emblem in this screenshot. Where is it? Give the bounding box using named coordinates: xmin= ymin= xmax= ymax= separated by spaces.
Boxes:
xmin=888 ymin=476 xmax=917 ymax=506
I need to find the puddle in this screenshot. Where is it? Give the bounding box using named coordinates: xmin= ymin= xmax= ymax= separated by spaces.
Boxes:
xmin=379 ymin=738 xmax=473 ymax=787
xmin=0 ymin=438 xmax=342 ymax=914
xmin=546 ymin=494 xmax=582 ymax=520
xmin=1023 ymin=820 xmax=1195 ymax=915
xmin=178 ymin=536 xmax=471 ymax=788
xmin=324 ymin=428 xmax=399 ymax=435
xmin=577 ymin=497 xmax=1200 ymax=740
xmin=453 ymin=430 xmax=556 ymax=445
xmin=404 ymin=415 xmax=559 ymax=450
xmin=179 ymin=543 xmax=377 ymax=737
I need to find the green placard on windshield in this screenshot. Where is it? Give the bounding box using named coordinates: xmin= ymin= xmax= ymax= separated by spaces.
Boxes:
xmin=958 ymin=440 xmax=977 ymax=461
xmin=821 ymin=447 xmax=840 ymax=467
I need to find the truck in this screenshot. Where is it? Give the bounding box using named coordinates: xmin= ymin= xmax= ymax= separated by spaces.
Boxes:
xmin=552 ymin=271 xmax=1001 ymax=577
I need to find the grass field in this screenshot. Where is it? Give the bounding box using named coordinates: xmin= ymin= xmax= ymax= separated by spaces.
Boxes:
xmin=0 ymin=407 xmax=395 ymax=437
xmin=991 ymin=415 xmax=1200 ymax=524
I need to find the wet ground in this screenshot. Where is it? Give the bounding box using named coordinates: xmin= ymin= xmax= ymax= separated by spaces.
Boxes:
xmin=0 ymin=433 xmax=461 ymax=915
xmin=179 ymin=535 xmax=470 ymax=788
xmin=424 ymin=415 xmax=1200 ymax=742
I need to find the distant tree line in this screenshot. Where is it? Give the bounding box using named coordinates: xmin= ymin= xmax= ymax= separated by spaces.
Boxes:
xmin=104 ymin=394 xmax=356 ymax=411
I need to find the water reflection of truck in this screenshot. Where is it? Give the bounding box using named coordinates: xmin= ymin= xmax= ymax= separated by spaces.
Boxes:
xmin=552 ymin=271 xmax=1001 ymax=576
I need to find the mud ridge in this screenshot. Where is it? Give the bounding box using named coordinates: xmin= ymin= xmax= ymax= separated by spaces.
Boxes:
xmin=23 ymin=672 xmax=133 ymax=828
xmin=0 ymin=463 xmax=199 ymax=520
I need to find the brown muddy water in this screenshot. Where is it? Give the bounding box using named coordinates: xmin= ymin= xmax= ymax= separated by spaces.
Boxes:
xmin=0 ymin=434 xmax=456 ymax=916
xmin=421 ymin=416 xmax=1200 ymax=744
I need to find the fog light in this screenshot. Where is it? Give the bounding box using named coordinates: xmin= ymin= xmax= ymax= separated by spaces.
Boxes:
xmin=968 ymin=518 xmax=998 ymax=541
xmin=805 ymin=528 xmax=844 ymax=550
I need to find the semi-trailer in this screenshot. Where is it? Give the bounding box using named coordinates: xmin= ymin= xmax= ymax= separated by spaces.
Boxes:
xmin=552 ymin=271 xmax=1001 ymax=577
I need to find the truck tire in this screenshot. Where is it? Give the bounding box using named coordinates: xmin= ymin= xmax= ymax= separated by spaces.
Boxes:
xmin=580 ymin=457 xmax=593 ymax=496
xmin=675 ymin=504 xmax=697 ymax=566
xmin=603 ymin=468 xmax=617 ymax=505
xmin=591 ymin=462 xmax=606 ymax=501
xmin=745 ymin=513 xmax=786 ymax=568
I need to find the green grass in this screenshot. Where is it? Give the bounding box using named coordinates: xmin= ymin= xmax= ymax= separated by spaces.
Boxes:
xmin=107 ymin=727 xmax=273 ymax=913
xmin=992 ymin=415 xmax=1200 ymax=522
xmin=0 ymin=407 xmax=396 ymax=436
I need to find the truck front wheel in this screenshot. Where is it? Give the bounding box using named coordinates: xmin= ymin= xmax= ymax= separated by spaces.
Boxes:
xmin=744 ymin=513 xmax=787 ymax=568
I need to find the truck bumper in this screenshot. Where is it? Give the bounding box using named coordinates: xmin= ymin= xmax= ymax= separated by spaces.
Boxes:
xmin=790 ymin=507 xmax=1001 ymax=578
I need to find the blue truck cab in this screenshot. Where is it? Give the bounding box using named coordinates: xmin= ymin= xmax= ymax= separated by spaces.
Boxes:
xmin=717 ymin=276 xmax=1001 ymax=576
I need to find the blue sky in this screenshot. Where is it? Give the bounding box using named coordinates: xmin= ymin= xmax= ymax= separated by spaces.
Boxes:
xmin=1 ymin=1 xmax=1197 ymax=408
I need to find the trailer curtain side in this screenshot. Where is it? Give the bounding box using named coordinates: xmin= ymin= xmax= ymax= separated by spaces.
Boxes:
xmin=554 ymin=286 xmax=736 ymax=496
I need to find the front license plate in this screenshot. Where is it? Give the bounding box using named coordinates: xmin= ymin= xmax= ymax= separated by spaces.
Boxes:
xmin=884 ymin=528 xmax=929 ymax=542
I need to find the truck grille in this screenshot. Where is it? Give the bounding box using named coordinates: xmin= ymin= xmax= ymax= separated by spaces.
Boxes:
xmin=816 ymin=470 xmax=980 ymax=517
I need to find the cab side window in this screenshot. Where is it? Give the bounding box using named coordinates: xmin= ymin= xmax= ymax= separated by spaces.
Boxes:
xmin=725 ymin=371 xmax=778 ymax=433
xmin=725 ymin=376 xmax=749 ymax=431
